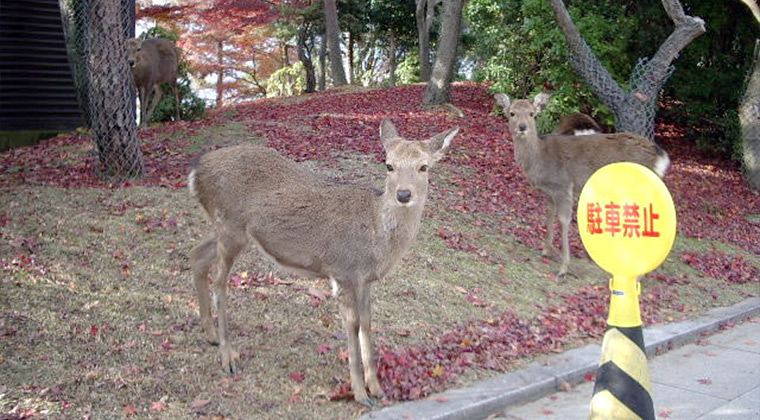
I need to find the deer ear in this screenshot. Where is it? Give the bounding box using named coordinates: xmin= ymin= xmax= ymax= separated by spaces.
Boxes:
xmin=425 ymin=126 xmax=458 ymax=162
xmin=494 ymin=93 xmax=511 ymax=113
xmin=380 ymin=119 xmax=400 ymax=151
xmin=533 ymin=91 xmax=551 ymax=114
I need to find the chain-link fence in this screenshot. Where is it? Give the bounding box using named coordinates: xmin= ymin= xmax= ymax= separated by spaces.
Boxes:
xmin=567 ymin=37 xmax=674 ymax=141
xmin=59 ymin=0 xmax=143 ymax=179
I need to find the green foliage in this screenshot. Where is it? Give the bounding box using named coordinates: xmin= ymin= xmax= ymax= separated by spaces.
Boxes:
xmin=266 ymin=61 xmax=306 ymax=97
xmin=396 ymin=52 xmax=421 ymax=85
xmin=466 ymin=0 xmax=635 ymax=129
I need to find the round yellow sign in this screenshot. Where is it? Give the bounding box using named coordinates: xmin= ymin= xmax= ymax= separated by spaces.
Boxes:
xmin=577 ymin=162 xmax=676 ymax=278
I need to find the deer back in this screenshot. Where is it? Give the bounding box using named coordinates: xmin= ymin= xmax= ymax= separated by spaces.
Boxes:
xmin=537 ymin=132 xmax=669 ymax=194
xmin=189 ymin=121 xmax=456 ymax=283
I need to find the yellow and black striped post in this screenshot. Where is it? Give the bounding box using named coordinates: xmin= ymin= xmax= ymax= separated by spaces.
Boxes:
xmin=589 ymin=276 xmax=654 ymax=420
xmin=576 ymin=163 xmax=677 ymax=420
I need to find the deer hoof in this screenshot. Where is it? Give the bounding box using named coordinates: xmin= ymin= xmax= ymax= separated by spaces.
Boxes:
xmin=357 ymin=397 xmax=377 ymax=408
xmin=220 ymin=347 xmax=240 ymax=375
xmin=368 ymin=381 xmax=384 ymax=398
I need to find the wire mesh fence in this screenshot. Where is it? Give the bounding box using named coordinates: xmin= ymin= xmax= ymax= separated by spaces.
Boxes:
xmin=568 ymin=37 xmax=674 ymax=140
xmin=59 ymin=0 xmax=144 ymax=179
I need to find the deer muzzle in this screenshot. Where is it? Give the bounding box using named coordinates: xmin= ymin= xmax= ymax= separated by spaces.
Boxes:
xmin=396 ymin=189 xmax=412 ymax=204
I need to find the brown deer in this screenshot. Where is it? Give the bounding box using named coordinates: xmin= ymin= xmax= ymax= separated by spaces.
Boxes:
xmin=552 ymin=113 xmax=602 ymax=136
xmin=188 ymin=119 xmax=458 ymax=405
xmin=125 ymin=37 xmax=179 ymax=128
xmin=494 ymin=92 xmax=670 ymax=277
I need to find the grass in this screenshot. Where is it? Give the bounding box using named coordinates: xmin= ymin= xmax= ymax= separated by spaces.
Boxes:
xmin=1 ymin=88 xmax=758 ymax=419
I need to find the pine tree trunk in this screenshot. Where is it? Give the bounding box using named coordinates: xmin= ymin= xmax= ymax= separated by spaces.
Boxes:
xmin=216 ymin=40 xmax=224 ymax=108
xmin=389 ymin=34 xmax=397 ymax=87
xmin=318 ymin=35 xmax=326 ymax=91
xmin=740 ymin=41 xmax=760 ymax=190
xmin=423 ymin=0 xmax=464 ymax=105
xmin=416 ymin=0 xmax=437 ymax=82
xmin=323 ymin=0 xmax=347 ymax=86
xmin=86 ymin=0 xmax=143 ymax=179
xmin=297 ymin=26 xmax=316 ymax=93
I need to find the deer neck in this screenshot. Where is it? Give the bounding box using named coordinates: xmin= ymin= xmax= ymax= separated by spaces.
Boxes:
xmin=374 ymin=193 xmax=425 ymax=277
xmin=512 ymin=130 xmax=540 ymax=172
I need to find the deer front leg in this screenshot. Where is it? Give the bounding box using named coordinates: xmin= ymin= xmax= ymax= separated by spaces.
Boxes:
xmin=138 ymin=86 xmax=150 ymax=127
xmin=357 ymin=282 xmax=383 ymax=398
xmin=190 ymin=235 xmax=219 ymax=344
xmin=213 ymin=233 xmax=243 ymax=374
xmin=338 ymin=285 xmax=372 ymax=406
xmin=145 ymin=84 xmax=163 ymax=127
xmin=542 ymin=197 xmax=558 ymax=258
xmin=557 ymin=196 xmax=573 ymax=278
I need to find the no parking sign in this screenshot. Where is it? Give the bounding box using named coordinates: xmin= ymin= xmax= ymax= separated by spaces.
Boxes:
xmin=578 ymin=162 xmax=676 ymax=420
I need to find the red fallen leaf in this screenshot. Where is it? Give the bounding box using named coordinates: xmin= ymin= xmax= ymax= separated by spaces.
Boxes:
xmin=150 ymin=401 xmax=165 ymax=411
xmin=337 ymin=348 xmax=349 ymax=364
xmin=542 ymin=409 xmax=554 ymax=415
xmin=584 ymin=373 xmax=596 ymax=382
xmin=90 ymin=325 xmax=99 ymax=336
xmin=290 ymin=372 xmax=305 ymax=383
xmin=123 ymin=404 xmax=137 ymax=415
xmin=316 ymin=345 xmax=332 ymax=355
xmin=746 ymin=340 xmax=757 ymax=346
xmin=403 ymin=415 xmax=413 ymax=419
xmin=658 ymin=408 xmax=673 ymax=418
xmin=697 ymin=378 xmax=713 ymax=385
xmin=434 ymin=397 xmax=448 ymax=402
xmin=288 ymin=396 xmax=301 ymax=403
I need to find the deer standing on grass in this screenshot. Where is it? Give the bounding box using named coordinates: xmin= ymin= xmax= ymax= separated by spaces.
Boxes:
xmin=125 ymin=38 xmax=179 ymax=128
xmin=188 ymin=120 xmax=458 ymax=405
xmin=494 ymin=93 xmax=670 ymax=277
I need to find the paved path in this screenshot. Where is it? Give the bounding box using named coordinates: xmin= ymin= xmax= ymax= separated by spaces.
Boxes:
xmin=500 ymin=316 xmax=759 ymax=419
xmin=360 ymin=297 xmax=760 ymax=420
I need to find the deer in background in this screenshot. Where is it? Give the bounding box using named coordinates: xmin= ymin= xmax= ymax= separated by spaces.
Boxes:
xmin=527 ymin=91 xmax=603 ymax=136
xmin=188 ymin=120 xmax=458 ymax=405
xmin=125 ymin=38 xmax=179 ymax=128
xmin=494 ymin=92 xmax=670 ymax=277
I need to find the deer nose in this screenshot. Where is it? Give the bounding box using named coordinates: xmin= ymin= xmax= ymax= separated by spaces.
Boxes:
xmin=128 ymin=59 xmax=135 ymax=67
xmin=397 ymin=190 xmax=412 ymax=203
xmin=518 ymin=123 xmax=527 ymax=132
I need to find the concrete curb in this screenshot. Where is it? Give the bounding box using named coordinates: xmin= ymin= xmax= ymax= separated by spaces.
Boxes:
xmin=359 ymin=297 xmax=760 ymax=420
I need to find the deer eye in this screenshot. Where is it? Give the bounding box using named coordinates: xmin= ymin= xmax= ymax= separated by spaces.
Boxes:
xmin=509 ymin=112 xmax=515 ymax=117
xmin=386 ymin=164 xmax=394 ymax=172
xmin=419 ymin=164 xmax=428 ymax=173
xmin=529 ymin=112 xmax=534 ymax=117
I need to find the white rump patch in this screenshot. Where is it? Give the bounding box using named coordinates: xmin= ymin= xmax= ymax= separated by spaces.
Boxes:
xmin=653 ymin=153 xmax=671 ymax=178
xmin=574 ymin=129 xmax=598 ymax=136
xmin=330 ymin=278 xmax=340 ymax=298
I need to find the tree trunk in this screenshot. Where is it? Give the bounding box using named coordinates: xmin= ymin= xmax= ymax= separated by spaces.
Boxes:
xmin=348 ymin=31 xmax=355 ymax=84
xmin=318 ymin=35 xmax=326 ymax=91
xmin=297 ymin=26 xmax=317 ymax=93
xmin=86 ymin=0 xmax=143 ymax=179
xmin=323 ymin=0 xmax=347 ymax=86
xmin=549 ymin=0 xmax=705 ymax=139
xmin=216 ymin=40 xmax=224 ymax=108
xmin=416 ymin=0 xmax=439 ymax=82
xmin=423 ymin=0 xmax=464 ymax=105
xmin=740 ymin=43 xmax=760 ymax=190
xmin=388 ymin=33 xmax=397 ymax=87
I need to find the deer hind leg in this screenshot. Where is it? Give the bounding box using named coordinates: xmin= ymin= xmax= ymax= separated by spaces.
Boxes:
xmin=357 ymin=282 xmax=383 ymax=398
xmin=213 ymin=229 xmax=245 ymax=374
xmin=542 ymin=197 xmax=558 ymax=258
xmin=190 ymin=235 xmax=219 ymax=344
xmin=337 ymin=283 xmax=372 ymax=405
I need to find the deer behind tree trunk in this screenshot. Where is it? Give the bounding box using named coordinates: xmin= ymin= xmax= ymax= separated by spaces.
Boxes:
xmin=126 ymin=38 xmax=179 ymax=127
xmin=495 ymin=93 xmax=670 ymax=277
xmin=188 ymin=119 xmax=458 ymax=405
